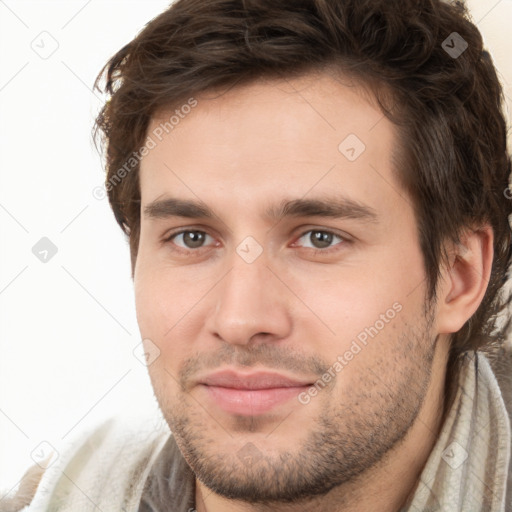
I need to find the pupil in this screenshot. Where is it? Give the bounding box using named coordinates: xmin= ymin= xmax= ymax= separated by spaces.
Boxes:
xmin=312 ymin=231 xmax=332 ymax=248
xmin=184 ymin=231 xmax=204 ymax=248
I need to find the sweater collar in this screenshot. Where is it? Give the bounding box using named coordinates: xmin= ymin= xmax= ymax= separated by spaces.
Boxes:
xmin=404 ymin=351 xmax=511 ymax=511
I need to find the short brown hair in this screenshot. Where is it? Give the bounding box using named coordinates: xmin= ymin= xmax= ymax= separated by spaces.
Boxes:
xmin=93 ymin=0 xmax=512 ymax=405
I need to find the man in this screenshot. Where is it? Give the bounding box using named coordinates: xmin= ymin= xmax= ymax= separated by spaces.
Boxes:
xmin=13 ymin=0 xmax=512 ymax=510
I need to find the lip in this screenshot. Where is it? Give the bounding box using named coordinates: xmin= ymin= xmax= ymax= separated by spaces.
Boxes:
xmin=200 ymin=370 xmax=312 ymax=389
xmin=197 ymin=369 xmax=313 ymax=416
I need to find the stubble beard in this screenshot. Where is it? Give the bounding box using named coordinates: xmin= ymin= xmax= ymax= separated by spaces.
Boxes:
xmin=152 ymin=306 xmax=437 ymax=506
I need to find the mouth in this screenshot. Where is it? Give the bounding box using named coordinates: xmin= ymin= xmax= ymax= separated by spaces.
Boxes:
xmin=197 ymin=369 xmax=313 ymax=416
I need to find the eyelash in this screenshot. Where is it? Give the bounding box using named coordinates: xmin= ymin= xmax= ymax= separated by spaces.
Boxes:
xmin=162 ymin=228 xmax=348 ymax=256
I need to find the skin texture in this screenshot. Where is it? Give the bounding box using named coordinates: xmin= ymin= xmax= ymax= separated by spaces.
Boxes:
xmin=134 ymin=72 xmax=493 ymax=512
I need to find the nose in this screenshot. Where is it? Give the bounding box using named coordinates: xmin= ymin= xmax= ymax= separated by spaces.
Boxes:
xmin=205 ymin=252 xmax=293 ymax=346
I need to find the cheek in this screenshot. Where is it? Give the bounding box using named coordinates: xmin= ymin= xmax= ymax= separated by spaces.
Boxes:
xmin=134 ymin=264 xmax=165 ymax=339
xmin=135 ymin=274 xmax=186 ymax=401
xmin=288 ymin=254 xmax=423 ymax=369
xmin=288 ymin=267 xmax=403 ymax=344
xmin=134 ymin=262 xmax=208 ymax=371
xmin=135 ymin=252 xmax=188 ymax=335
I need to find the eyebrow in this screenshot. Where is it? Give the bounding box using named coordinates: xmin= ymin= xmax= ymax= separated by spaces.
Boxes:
xmin=144 ymin=195 xmax=378 ymax=224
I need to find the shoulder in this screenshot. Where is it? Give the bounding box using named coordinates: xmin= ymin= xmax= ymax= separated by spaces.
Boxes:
xmin=483 ymin=342 xmax=512 ymax=508
xmin=10 ymin=412 xmax=171 ymax=512
xmin=0 ymin=462 xmax=47 ymax=512
xmin=485 ymin=341 xmax=512 ymax=425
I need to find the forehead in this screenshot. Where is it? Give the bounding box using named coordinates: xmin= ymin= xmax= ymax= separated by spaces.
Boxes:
xmin=146 ymin=72 xmax=390 ymax=150
xmin=139 ymin=72 xmax=402 ymax=216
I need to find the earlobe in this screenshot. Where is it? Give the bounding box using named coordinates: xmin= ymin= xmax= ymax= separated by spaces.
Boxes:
xmin=436 ymin=225 xmax=494 ymax=335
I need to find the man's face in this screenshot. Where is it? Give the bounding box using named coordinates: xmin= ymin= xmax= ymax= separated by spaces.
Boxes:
xmin=134 ymin=73 xmax=441 ymax=502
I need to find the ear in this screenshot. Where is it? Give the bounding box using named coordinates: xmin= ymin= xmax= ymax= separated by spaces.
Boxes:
xmin=436 ymin=225 xmax=494 ymax=334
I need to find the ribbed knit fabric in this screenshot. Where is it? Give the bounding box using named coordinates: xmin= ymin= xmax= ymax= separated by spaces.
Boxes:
xmin=19 ymin=351 xmax=511 ymax=511
xmin=405 ymin=351 xmax=511 ymax=511
xmin=22 ymin=414 xmax=172 ymax=512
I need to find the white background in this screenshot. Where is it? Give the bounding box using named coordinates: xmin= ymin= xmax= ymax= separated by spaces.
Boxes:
xmin=0 ymin=0 xmax=511 ymax=493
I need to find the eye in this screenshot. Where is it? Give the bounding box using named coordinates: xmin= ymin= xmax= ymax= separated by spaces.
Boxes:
xmin=164 ymin=230 xmax=216 ymax=251
xmin=293 ymin=229 xmax=346 ymax=252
